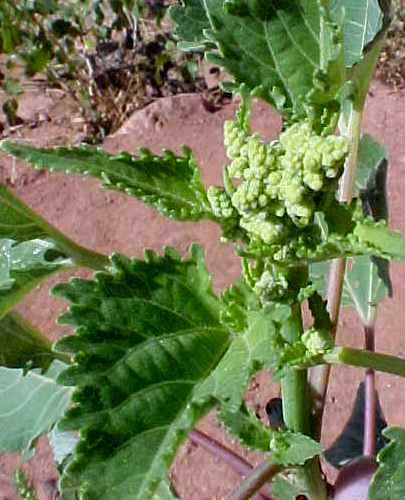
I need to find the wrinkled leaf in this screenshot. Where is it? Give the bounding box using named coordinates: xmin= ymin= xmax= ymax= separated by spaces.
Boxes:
xmin=53 ymin=245 xmax=230 ymax=499
xmin=0 ymin=360 xmax=72 ymax=453
xmin=369 ymin=427 xmax=405 ymax=500
xmin=0 ymin=142 xmax=213 ymax=221
xmin=172 ymin=0 xmax=344 ymax=118
xmin=0 ymin=311 xmax=62 ymax=370
xmin=324 ymin=382 xmax=387 ymax=469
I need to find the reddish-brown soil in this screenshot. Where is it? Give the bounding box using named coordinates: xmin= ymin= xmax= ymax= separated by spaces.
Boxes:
xmin=0 ymin=81 xmax=404 ymax=499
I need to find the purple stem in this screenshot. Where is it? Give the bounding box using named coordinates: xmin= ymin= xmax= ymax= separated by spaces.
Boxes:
xmin=189 ymin=430 xmax=272 ymax=500
xmin=363 ymin=325 xmax=377 ymax=457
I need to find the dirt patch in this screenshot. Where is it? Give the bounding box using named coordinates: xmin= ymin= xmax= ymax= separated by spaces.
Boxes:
xmin=0 ymin=82 xmax=405 ymax=498
xmin=377 ymin=1 xmax=405 ymax=88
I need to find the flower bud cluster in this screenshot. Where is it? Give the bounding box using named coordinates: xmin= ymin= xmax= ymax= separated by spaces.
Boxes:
xmin=215 ymin=119 xmax=349 ymax=246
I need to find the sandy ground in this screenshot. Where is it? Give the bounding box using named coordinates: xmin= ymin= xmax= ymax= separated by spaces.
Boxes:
xmin=0 ymin=81 xmax=404 ymax=498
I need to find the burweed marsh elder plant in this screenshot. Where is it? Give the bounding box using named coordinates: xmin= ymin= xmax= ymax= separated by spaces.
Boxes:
xmin=0 ymin=0 xmax=405 ymax=499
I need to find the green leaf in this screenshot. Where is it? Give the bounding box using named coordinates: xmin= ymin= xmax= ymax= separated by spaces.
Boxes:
xmin=2 ymin=78 xmax=23 ymax=97
xmin=0 ymin=184 xmax=108 ymax=318
xmin=355 ymin=134 xmax=388 ymax=205
xmin=22 ymin=45 xmax=52 ymax=76
xmin=270 ymin=431 xmax=321 ymax=466
xmin=310 ymin=136 xmax=392 ymax=321
xmin=14 ymin=468 xmax=38 ymax=500
xmin=0 ymin=142 xmax=213 ymax=221
xmin=0 ymin=311 xmax=64 ymax=370
xmin=48 ymin=427 xmax=78 ymax=466
xmin=331 ymin=0 xmax=387 ymax=66
xmin=170 ymin=0 xmax=210 ymax=50
xmin=0 ymin=238 xmax=71 ymax=320
xmin=369 ymin=427 xmax=405 ymax=500
xmin=343 ymin=135 xmax=391 ymax=323
xmin=220 ymin=404 xmax=321 ymax=466
xmin=153 ymin=478 xmax=179 ymax=500
xmin=354 ymin=221 xmax=405 ymax=260
xmin=53 ymin=245 xmax=230 ymax=499
xmin=272 ymin=468 xmax=322 ymax=500
xmin=332 ymin=0 xmax=391 ymax=108
xmin=197 ymin=304 xmax=288 ymax=411
xmin=172 ymin=0 xmax=343 ymax=118
xmin=272 ymin=475 xmax=303 ymax=500
xmin=220 ymin=404 xmax=272 ymax=452
xmin=0 ymin=360 xmax=72 ymax=453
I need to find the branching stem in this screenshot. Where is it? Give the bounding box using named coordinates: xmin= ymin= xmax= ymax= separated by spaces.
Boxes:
xmin=324 ymin=346 xmax=405 ymax=377
xmin=228 ymin=461 xmax=282 ymax=500
xmin=189 ymin=430 xmax=272 ymax=500
xmin=309 ymin=107 xmax=364 ymax=436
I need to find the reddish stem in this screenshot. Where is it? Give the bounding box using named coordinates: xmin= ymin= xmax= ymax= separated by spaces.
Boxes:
xmin=363 ymin=325 xmax=377 ymax=457
xmin=189 ymin=430 xmax=272 ymax=500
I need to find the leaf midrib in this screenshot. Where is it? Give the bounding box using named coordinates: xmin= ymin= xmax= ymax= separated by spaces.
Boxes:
xmin=11 ymin=147 xmax=210 ymax=215
xmin=78 ymin=326 xmax=227 ymax=383
xmin=136 ymin=331 xmax=229 ymax=498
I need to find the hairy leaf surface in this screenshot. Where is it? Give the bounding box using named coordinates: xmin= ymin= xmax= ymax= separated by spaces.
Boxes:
xmin=369 ymin=427 xmax=405 ymax=500
xmin=172 ymin=0 xmax=344 ymax=118
xmin=1 ymin=142 xmax=212 ymax=221
xmin=53 ymin=245 xmax=230 ymax=499
xmin=0 ymin=361 xmax=71 ymax=453
xmin=0 ymin=311 xmax=62 ymax=370
xmin=0 ymin=184 xmax=107 ymax=318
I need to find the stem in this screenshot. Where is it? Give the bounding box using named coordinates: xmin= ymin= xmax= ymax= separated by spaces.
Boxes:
xmin=280 ymin=303 xmax=327 ymax=500
xmin=281 ymin=304 xmax=311 ymax=434
xmin=309 ymin=107 xmax=363 ymax=436
xmin=54 ymin=237 xmax=109 ymax=271
xmin=228 ymin=461 xmax=281 ymax=500
xmin=363 ymin=325 xmax=377 ymax=457
xmin=189 ymin=431 xmax=272 ymax=500
xmin=189 ymin=430 xmax=252 ymax=478
xmin=324 ymin=346 xmax=405 ymax=378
